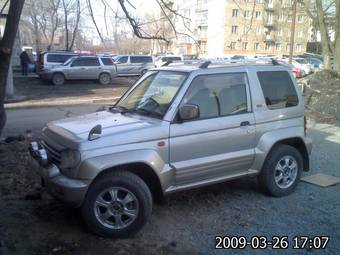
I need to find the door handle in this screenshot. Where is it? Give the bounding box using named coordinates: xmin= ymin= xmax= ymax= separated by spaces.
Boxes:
xmin=240 ymin=121 xmax=250 ymax=126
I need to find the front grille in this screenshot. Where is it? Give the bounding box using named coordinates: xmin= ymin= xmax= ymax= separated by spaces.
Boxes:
xmin=42 ymin=141 xmax=61 ymax=166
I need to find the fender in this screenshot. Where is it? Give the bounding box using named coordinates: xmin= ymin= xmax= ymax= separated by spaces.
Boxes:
xmin=78 ymin=149 xmax=172 ymax=191
xmin=251 ymin=126 xmax=307 ymax=172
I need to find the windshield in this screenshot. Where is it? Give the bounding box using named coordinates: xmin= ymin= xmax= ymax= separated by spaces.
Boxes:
xmin=115 ymin=71 xmax=187 ymax=118
xmin=63 ymin=56 xmax=77 ymax=66
xmin=295 ymin=58 xmax=307 ymax=64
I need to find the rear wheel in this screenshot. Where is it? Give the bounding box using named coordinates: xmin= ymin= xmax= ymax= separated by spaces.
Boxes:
xmin=99 ymin=73 xmax=111 ymax=85
xmin=51 ymin=73 xmax=65 ymax=86
xmin=81 ymin=171 xmax=152 ymax=238
xmin=258 ymin=145 xmax=303 ymax=197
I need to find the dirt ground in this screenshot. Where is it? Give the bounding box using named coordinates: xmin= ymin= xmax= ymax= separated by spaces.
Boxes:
xmin=6 ymin=76 xmax=137 ymax=108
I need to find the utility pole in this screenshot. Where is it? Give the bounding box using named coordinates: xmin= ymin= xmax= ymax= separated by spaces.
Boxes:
xmin=289 ymin=0 xmax=297 ymax=64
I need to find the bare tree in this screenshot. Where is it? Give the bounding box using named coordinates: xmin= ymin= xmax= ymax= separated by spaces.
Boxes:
xmin=0 ymin=0 xmax=25 ymax=136
xmin=306 ymin=0 xmax=340 ymax=71
xmin=62 ymin=0 xmax=81 ymax=51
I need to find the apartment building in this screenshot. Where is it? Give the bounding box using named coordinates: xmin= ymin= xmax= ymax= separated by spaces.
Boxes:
xmin=173 ymin=0 xmax=210 ymax=55
xmin=224 ymin=0 xmax=309 ymax=56
xmin=173 ymin=0 xmax=310 ymax=57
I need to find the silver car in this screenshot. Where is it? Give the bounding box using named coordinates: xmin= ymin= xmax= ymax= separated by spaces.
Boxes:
xmin=40 ymin=55 xmax=117 ymax=85
xmin=30 ymin=60 xmax=312 ymax=238
xmin=113 ymin=55 xmax=154 ymax=76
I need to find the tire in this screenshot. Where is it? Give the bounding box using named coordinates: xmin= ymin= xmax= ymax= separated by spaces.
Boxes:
xmin=81 ymin=170 xmax=152 ymax=238
xmin=51 ymin=73 xmax=65 ymax=86
xmin=258 ymin=145 xmax=303 ymax=197
xmin=99 ymin=73 xmax=111 ymax=85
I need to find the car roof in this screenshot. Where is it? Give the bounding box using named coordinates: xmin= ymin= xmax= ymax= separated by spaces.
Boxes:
xmin=43 ymin=51 xmax=78 ymax=55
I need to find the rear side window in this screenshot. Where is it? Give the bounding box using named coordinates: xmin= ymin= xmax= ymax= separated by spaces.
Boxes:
xmin=130 ymin=56 xmax=153 ymax=63
xmin=72 ymin=57 xmax=100 ymax=67
xmin=101 ymin=58 xmax=114 ymax=66
xmin=257 ymin=71 xmax=298 ymax=109
xmin=46 ymin=54 xmax=75 ymax=63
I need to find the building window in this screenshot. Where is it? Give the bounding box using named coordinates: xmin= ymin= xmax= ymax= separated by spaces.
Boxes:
xmin=296 ymin=43 xmax=302 ymax=52
xmin=254 ymin=42 xmax=260 ymax=50
xmin=275 ymin=43 xmax=281 ymax=51
xmin=288 ymin=15 xmax=292 ymax=22
xmin=297 ymin=30 xmax=303 ymax=38
xmin=287 ymin=30 xmax=291 ymax=37
xmin=231 ymin=25 xmax=238 ymax=34
xmin=242 ymin=42 xmax=248 ymax=50
xmin=297 ymin=15 xmax=304 ymax=23
xmin=256 ymin=26 xmax=262 ymax=34
xmin=267 ymin=13 xmax=273 ymax=24
xmin=255 ymin=0 xmax=263 ymax=3
xmin=286 ymin=43 xmax=291 ymax=51
xmin=255 ymin=11 xmax=262 ymax=20
xmin=244 ymin=10 xmax=251 ymax=19
xmin=279 ymin=13 xmax=284 ymax=22
xmin=230 ymin=42 xmax=236 ymax=49
xmin=265 ymin=43 xmax=271 ymax=51
xmin=232 ymin=9 xmax=238 ymax=17
xmin=277 ymin=28 xmax=283 ymax=36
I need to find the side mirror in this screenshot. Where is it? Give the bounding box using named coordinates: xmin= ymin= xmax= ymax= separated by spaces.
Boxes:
xmin=178 ymin=104 xmax=200 ymax=121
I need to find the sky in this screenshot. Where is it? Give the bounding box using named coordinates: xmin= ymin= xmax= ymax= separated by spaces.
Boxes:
xmin=84 ymin=0 xmax=160 ymax=37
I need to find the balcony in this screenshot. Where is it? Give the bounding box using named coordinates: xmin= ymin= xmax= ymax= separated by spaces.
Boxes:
xmin=263 ymin=34 xmax=276 ymax=43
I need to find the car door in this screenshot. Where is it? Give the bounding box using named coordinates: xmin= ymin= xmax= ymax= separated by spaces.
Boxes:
xmin=169 ymin=72 xmax=256 ymax=186
xmin=115 ymin=56 xmax=129 ymax=75
xmin=83 ymin=57 xmax=101 ymax=79
xmin=68 ymin=58 xmax=87 ymax=79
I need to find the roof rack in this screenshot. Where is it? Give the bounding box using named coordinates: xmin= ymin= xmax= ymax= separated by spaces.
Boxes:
xmin=165 ymin=58 xmax=283 ymax=68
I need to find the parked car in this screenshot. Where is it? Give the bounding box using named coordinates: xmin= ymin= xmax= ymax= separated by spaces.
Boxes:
xmin=38 ymin=51 xmax=79 ymax=74
xmin=113 ymin=55 xmax=154 ymax=76
xmin=292 ymin=58 xmax=313 ymax=75
xmin=30 ymin=61 xmax=312 ymax=238
xmin=39 ymin=55 xmax=117 ymax=85
xmin=154 ymin=56 xmax=182 ymax=67
xmin=304 ymin=57 xmax=323 ymax=69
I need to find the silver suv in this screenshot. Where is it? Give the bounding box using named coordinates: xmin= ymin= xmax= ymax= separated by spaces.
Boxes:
xmin=30 ymin=60 xmax=312 ymax=238
xmin=40 ymin=55 xmax=117 ymax=85
xmin=113 ymin=55 xmax=154 ymax=76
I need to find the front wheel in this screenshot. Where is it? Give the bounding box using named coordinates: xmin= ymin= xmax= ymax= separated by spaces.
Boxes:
xmin=81 ymin=171 xmax=152 ymax=238
xmin=52 ymin=73 xmax=65 ymax=85
xmin=258 ymin=145 xmax=303 ymax=197
xmin=99 ymin=73 xmax=111 ymax=85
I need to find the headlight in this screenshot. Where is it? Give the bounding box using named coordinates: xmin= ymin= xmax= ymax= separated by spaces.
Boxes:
xmin=60 ymin=149 xmax=81 ymax=170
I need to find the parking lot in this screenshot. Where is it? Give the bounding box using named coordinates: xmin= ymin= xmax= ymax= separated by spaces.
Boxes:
xmin=0 ymin=76 xmax=339 ymax=254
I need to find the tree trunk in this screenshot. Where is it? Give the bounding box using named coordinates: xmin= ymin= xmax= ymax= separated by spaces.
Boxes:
xmin=0 ymin=0 xmax=25 ymax=137
xmin=315 ymin=0 xmax=333 ymax=69
xmin=334 ymin=0 xmax=340 ymax=71
xmin=62 ymin=0 xmax=69 ymax=51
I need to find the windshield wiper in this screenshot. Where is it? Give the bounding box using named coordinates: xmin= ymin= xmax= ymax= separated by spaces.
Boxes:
xmin=109 ymin=105 xmax=130 ymax=113
xmin=132 ymin=108 xmax=163 ymax=118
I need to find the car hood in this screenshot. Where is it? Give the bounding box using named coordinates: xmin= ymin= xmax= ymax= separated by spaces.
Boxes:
xmin=44 ymin=111 xmax=168 ymax=150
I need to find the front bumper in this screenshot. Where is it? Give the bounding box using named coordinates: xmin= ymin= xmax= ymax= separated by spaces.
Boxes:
xmin=29 ymin=142 xmax=89 ymax=207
